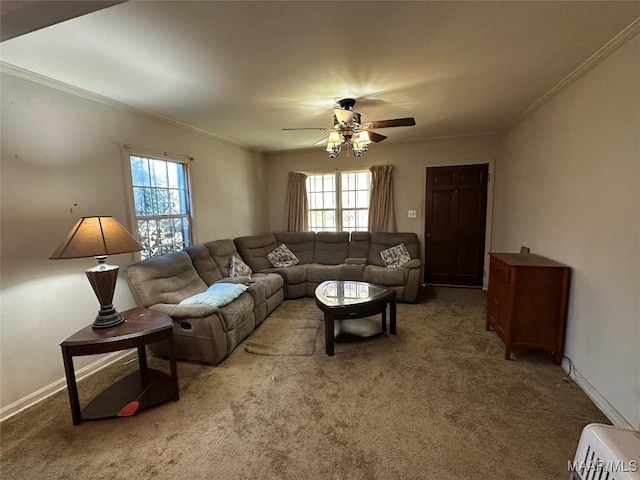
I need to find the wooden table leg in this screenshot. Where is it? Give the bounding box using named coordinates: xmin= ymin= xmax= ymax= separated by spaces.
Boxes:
xmin=381 ymin=307 xmax=387 ymax=332
xmin=168 ymin=334 xmax=180 ymax=401
xmin=324 ymin=313 xmax=334 ymax=356
xmin=137 ymin=345 xmax=149 ymax=386
xmin=390 ymin=295 xmax=397 ymax=335
xmin=61 ymin=347 xmax=81 ymax=425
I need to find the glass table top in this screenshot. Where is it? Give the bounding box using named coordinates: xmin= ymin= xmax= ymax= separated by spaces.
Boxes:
xmin=315 ymin=281 xmax=389 ymax=307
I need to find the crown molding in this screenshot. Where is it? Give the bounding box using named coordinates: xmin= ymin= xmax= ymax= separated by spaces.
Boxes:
xmin=0 ymin=61 xmax=254 ymax=152
xmin=505 ymin=16 xmax=640 ymax=131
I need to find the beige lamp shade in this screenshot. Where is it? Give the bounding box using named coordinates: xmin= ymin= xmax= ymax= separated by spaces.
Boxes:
xmin=50 ymin=216 xmax=142 ymax=260
xmin=50 ymin=216 xmax=142 ymax=328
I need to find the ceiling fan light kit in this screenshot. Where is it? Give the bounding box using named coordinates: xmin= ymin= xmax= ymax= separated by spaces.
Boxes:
xmin=285 ymin=98 xmax=416 ymax=159
xmin=326 ymin=130 xmax=371 ymax=158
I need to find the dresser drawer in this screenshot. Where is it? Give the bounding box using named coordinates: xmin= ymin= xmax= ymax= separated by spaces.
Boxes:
xmin=489 ymin=257 xmax=510 ymax=283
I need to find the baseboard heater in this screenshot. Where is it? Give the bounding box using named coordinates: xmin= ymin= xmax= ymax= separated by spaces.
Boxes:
xmin=569 ymin=423 xmax=640 ymax=479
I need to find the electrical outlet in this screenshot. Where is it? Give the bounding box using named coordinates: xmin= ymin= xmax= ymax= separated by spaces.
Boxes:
xmin=408 ymin=210 xmax=417 ymax=218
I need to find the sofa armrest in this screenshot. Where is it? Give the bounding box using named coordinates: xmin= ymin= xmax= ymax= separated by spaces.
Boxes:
xmin=150 ymin=303 xmax=219 ymax=318
xmin=403 ymin=259 xmax=421 ymax=269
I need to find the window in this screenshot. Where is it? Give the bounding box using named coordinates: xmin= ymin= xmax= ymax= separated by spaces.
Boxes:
xmin=306 ymin=170 xmax=371 ymax=232
xmin=129 ymin=154 xmax=192 ymax=259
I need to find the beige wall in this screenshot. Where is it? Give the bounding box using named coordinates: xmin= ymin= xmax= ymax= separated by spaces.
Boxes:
xmin=0 ymin=73 xmax=269 ymax=411
xmin=493 ymin=35 xmax=640 ymax=428
xmin=265 ymin=135 xmax=500 ymax=281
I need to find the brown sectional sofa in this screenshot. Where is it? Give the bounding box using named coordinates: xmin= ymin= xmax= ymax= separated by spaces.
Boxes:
xmin=126 ymin=231 xmax=421 ymax=365
xmin=234 ymin=231 xmax=421 ymax=302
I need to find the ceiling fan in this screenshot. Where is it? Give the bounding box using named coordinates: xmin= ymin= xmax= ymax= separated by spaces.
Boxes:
xmin=283 ymin=98 xmax=416 ymax=158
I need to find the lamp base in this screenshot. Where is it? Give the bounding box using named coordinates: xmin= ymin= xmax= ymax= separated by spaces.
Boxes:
xmin=86 ymin=260 xmax=125 ymax=329
xmin=93 ymin=308 xmax=124 ymax=329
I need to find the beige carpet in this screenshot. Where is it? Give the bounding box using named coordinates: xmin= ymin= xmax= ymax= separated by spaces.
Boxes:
xmin=0 ymin=288 xmax=609 ymax=480
xmin=245 ymin=312 xmax=321 ymax=356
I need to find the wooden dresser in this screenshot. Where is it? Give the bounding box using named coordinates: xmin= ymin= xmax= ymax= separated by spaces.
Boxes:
xmin=486 ymin=253 xmax=571 ymax=364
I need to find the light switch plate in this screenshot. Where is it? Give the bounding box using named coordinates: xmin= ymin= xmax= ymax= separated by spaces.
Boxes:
xmin=408 ymin=210 xmax=417 ymax=218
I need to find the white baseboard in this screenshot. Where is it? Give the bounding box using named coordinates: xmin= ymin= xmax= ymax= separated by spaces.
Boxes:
xmin=0 ymin=350 xmax=135 ymax=423
xmin=563 ymin=360 xmax=635 ymax=429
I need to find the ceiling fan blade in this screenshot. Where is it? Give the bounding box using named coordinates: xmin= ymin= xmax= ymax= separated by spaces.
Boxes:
xmin=364 ymin=131 xmax=387 ymax=143
xmin=361 ymin=117 xmax=416 ymax=129
xmin=282 ymin=127 xmax=330 ymax=131
xmin=313 ymin=136 xmax=329 ymax=146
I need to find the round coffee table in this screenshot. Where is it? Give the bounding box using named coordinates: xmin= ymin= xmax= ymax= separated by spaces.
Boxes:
xmin=314 ymin=280 xmax=396 ymax=356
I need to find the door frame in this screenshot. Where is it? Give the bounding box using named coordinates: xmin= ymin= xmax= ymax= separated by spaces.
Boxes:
xmin=420 ymin=158 xmax=496 ymax=289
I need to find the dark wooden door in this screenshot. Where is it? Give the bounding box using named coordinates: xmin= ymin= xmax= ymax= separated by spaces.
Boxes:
xmin=424 ymin=164 xmax=488 ymax=286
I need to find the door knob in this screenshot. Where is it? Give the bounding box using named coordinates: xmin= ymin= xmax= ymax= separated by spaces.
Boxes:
xmin=426 ymin=233 xmax=432 ymax=237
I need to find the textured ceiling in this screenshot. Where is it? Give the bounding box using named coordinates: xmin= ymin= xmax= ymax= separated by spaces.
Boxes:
xmin=2 ymin=1 xmax=639 ymax=152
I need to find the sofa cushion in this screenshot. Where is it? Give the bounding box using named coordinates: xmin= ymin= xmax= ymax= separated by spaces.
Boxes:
xmin=380 ymin=243 xmax=412 ymax=268
xmin=348 ymin=231 xmax=371 ymax=259
xmin=179 ymin=283 xmax=248 ymax=308
xmin=273 ymin=232 xmax=315 ymax=264
xmin=267 ymin=244 xmax=299 ymax=267
xmin=203 ymin=239 xmax=239 ymax=277
xmin=250 ymin=272 xmax=285 ymax=298
xmin=230 ymin=255 xmax=252 ymax=277
xmin=363 ymin=264 xmax=407 ymax=286
xmin=184 ymin=244 xmax=224 ymax=286
xmin=314 ymin=232 xmax=349 ymax=264
xmin=270 ymin=264 xmax=307 ymax=284
xmin=234 ymin=234 xmax=278 ymax=272
xmin=306 ymin=264 xmax=344 ymax=283
xmin=126 ymin=250 xmax=207 ymax=307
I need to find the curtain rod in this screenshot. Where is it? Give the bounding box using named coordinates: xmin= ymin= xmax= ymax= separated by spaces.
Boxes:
xmin=123 ymin=143 xmax=194 ymax=162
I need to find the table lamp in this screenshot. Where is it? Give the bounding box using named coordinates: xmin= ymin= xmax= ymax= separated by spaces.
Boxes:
xmin=50 ymin=216 xmax=143 ymax=329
